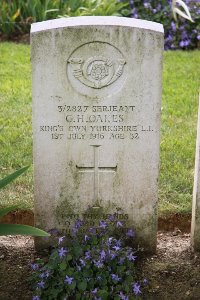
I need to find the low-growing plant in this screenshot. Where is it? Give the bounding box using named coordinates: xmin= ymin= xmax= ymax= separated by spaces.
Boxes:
xmin=59 ymin=0 xmax=131 ymax=18
xmin=31 ymin=216 xmax=147 ymax=299
xmin=129 ymin=0 xmax=200 ymax=49
xmin=0 ymin=166 xmax=49 ymax=236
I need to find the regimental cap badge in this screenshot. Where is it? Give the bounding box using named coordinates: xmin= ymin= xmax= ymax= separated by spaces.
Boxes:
xmin=67 ymin=42 xmax=126 ymax=98
xmin=68 ymin=56 xmax=126 ymax=89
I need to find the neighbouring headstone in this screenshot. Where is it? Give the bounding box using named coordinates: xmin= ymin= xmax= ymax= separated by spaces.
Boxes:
xmin=191 ymin=94 xmax=200 ymax=251
xmin=31 ymin=17 xmax=164 ymax=252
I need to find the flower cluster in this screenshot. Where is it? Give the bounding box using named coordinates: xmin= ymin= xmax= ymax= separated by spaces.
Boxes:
xmin=31 ymin=215 xmax=147 ymax=299
xmin=128 ymin=0 xmax=200 ymax=49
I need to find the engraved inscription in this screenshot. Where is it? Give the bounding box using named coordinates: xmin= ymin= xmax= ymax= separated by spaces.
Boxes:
xmin=67 ymin=42 xmax=127 ymax=98
xmin=68 ymin=56 xmax=126 ymax=89
xmin=59 ymin=212 xmax=129 ymax=229
xmin=39 ymin=104 xmax=154 ymax=141
xmin=76 ymin=145 xmax=117 ymax=204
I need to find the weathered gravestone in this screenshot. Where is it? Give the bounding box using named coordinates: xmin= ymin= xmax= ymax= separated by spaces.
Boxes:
xmin=191 ymin=94 xmax=200 ymax=251
xmin=31 ymin=17 xmax=164 ymax=252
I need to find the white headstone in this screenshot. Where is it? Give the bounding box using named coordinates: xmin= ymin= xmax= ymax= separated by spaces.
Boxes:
xmin=31 ymin=17 xmax=164 ymax=252
xmin=191 ymin=95 xmax=200 ymax=251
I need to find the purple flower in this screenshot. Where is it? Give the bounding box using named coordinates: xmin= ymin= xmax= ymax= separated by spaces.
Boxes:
xmin=119 ymin=292 xmax=129 ymax=300
xmin=109 ymin=250 xmax=116 ymax=260
xmin=156 ymin=3 xmax=161 ymax=10
xmin=166 ymin=34 xmax=173 ymax=42
xmin=32 ymin=296 xmax=40 ymax=300
xmin=126 ymin=229 xmax=135 ymax=237
xmin=76 ymin=264 xmax=81 ymax=271
xmin=118 ymin=257 xmax=125 ymax=265
xmin=93 ymin=260 xmax=103 ymax=268
xmin=107 ymin=237 xmax=113 ymax=246
xmin=96 ymin=275 xmax=102 ymax=281
xmin=133 ymin=282 xmax=141 ymax=295
xmin=197 ymin=35 xmax=200 ymax=41
xmin=75 ymin=219 xmax=83 ymax=228
xmin=108 ymin=214 xmax=115 ymax=221
xmin=127 ymin=252 xmax=137 ymax=261
xmin=129 ymin=0 xmax=134 ymax=9
xmin=37 ymin=281 xmax=45 ymax=289
xmin=89 ymin=227 xmax=97 ymax=234
xmin=144 ymin=2 xmax=150 ymax=8
xmin=71 ymin=226 xmax=78 ymax=236
xmin=84 ymin=235 xmax=90 ymax=241
xmin=179 ymin=40 xmax=190 ymax=48
xmin=31 ymin=263 xmax=39 ymax=270
xmin=64 ymin=275 xmax=74 ymax=285
xmin=85 ymin=251 xmax=91 ymax=260
xmin=91 ymin=288 xmax=98 ymax=295
xmin=39 ymin=271 xmax=50 ymax=279
xmin=100 ymin=250 xmax=106 ymax=260
xmin=58 ymin=247 xmax=68 ymax=258
xmin=143 ymin=278 xmax=149 ymax=285
xmin=133 ymin=11 xmax=138 ymax=18
xmin=116 ymin=239 xmax=121 ymax=246
xmin=80 ymin=259 xmax=86 ymax=266
xmin=58 ymin=236 xmax=65 ymax=245
xmin=111 ymin=273 xmax=121 ymax=281
xmin=181 ymin=30 xmax=188 ymax=40
xmin=113 ymin=245 xmax=121 ymax=251
xmin=116 ymin=221 xmax=123 ymax=228
xmin=99 ymin=220 xmax=107 ymax=229
xmin=171 ymin=21 xmax=176 ymax=32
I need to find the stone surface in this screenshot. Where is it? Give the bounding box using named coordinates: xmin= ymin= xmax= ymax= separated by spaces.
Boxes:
xmin=191 ymin=94 xmax=200 ymax=251
xmin=31 ymin=16 xmax=164 ymax=252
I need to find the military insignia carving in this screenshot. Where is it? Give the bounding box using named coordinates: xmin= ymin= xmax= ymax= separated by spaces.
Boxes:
xmin=67 ymin=42 xmax=126 ymax=97
xmin=68 ymin=56 xmax=126 ymax=89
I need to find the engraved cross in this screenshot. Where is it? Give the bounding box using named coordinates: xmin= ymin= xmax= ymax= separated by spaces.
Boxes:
xmin=76 ymin=145 xmax=117 ymax=205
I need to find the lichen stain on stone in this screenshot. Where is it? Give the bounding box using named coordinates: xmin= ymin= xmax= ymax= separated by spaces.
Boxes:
xmin=55 ymin=195 xmax=76 ymax=223
xmin=67 ymin=159 xmax=81 ymax=185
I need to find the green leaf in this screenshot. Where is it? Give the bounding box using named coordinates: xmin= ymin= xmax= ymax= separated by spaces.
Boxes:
xmin=69 ymin=280 xmax=76 ymax=290
xmin=75 ymin=293 xmax=81 ymax=300
xmin=66 ymin=254 xmax=72 ymax=261
xmin=98 ymin=289 xmax=109 ymax=299
xmin=73 ymin=245 xmax=83 ymax=257
xmin=0 ymin=205 xmax=20 ymax=218
xmin=45 ymin=8 xmax=59 ymax=14
xmin=59 ymin=261 xmax=67 ymax=270
xmin=67 ymin=267 xmax=75 ymax=276
xmin=78 ymin=280 xmax=87 ymax=291
xmin=0 ymin=166 xmax=29 ymax=189
xmin=0 ymin=224 xmax=50 ymax=236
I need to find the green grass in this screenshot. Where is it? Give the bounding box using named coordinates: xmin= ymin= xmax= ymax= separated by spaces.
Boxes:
xmin=0 ymin=42 xmax=33 ymax=209
xmin=0 ymin=42 xmax=200 ymax=214
xmin=160 ymin=50 xmax=200 ymax=215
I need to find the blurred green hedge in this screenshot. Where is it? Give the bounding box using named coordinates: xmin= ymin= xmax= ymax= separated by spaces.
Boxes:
xmin=0 ymin=0 xmax=199 ymax=49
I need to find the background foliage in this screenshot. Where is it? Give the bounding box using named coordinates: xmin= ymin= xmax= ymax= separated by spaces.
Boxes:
xmin=0 ymin=0 xmax=199 ymax=49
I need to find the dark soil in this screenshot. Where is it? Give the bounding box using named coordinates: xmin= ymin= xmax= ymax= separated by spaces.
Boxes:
xmin=1 ymin=210 xmax=192 ymax=232
xmin=0 ymin=33 xmax=30 ymax=44
xmin=141 ymin=232 xmax=200 ymax=300
xmin=0 ymin=211 xmax=195 ymax=299
xmin=0 ymin=232 xmax=200 ymax=300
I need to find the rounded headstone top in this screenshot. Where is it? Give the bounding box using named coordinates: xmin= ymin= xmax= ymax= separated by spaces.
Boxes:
xmin=31 ymin=16 xmax=164 ymax=34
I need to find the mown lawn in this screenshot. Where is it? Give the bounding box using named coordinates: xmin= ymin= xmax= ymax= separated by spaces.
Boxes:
xmin=0 ymin=42 xmax=199 ymax=214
